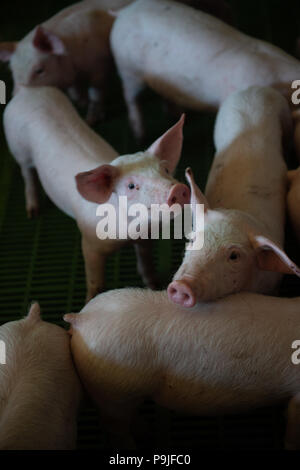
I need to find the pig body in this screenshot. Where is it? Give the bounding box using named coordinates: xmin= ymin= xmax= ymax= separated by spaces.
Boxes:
xmin=168 ymin=87 xmax=300 ymax=307
xmin=4 ymin=86 xmax=189 ymax=301
xmin=111 ymin=0 xmax=300 ymax=139
xmin=0 ymin=304 xmax=81 ymax=450
xmin=65 ymin=288 xmax=300 ymax=449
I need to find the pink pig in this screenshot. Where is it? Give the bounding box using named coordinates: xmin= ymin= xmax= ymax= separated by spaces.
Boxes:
xmin=168 ymin=87 xmax=300 ymax=307
xmin=65 ymin=288 xmax=300 ymax=449
xmin=0 ymin=0 xmax=135 ymax=124
xmin=0 ymin=303 xmax=82 ymax=450
xmin=111 ymin=0 xmax=300 ymax=140
xmin=4 ymin=86 xmax=189 ymax=301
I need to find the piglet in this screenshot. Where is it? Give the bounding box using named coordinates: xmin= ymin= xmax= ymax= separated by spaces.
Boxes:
xmin=0 ymin=303 xmax=81 ymax=450
xmin=111 ymin=0 xmax=300 ymax=140
xmin=168 ymin=87 xmax=300 ymax=307
xmin=65 ymin=288 xmax=300 ymax=449
xmin=0 ymin=0 xmax=135 ymax=124
xmin=4 ymin=86 xmax=189 ymax=301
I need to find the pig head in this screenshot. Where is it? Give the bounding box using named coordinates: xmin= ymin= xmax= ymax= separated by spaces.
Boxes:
xmin=0 ymin=27 xmax=74 ymax=94
xmin=76 ymin=115 xmax=190 ymax=226
xmin=168 ymin=169 xmax=300 ymax=307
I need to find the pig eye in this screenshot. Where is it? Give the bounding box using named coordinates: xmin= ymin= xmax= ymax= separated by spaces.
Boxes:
xmin=229 ymin=250 xmax=241 ymax=261
xmin=35 ymin=68 xmax=44 ymax=75
xmin=128 ymin=183 xmax=135 ymax=190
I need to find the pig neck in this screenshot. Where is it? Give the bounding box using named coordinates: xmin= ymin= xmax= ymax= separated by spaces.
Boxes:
xmin=205 ymin=124 xmax=286 ymax=245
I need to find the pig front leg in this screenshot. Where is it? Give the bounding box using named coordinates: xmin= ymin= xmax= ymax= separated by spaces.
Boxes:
xmin=134 ymin=240 xmax=160 ymax=290
xmin=21 ymin=166 xmax=40 ymax=218
xmin=82 ymin=237 xmax=107 ymax=303
xmin=67 ymin=85 xmax=88 ymax=110
xmin=119 ymin=67 xmax=145 ymax=142
xmin=285 ymin=393 xmax=300 ymax=450
xmin=86 ymin=86 xmax=105 ymax=126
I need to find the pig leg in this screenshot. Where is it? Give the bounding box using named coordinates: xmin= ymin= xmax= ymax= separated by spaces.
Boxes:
xmin=134 ymin=240 xmax=159 ymax=290
xmin=82 ymin=238 xmax=107 ymax=302
xmin=285 ymin=393 xmax=300 ymax=449
xmin=67 ymin=85 xmax=88 ymax=110
xmin=118 ymin=67 xmax=145 ymax=141
xmin=86 ymin=86 xmax=105 ymax=126
xmin=21 ymin=166 xmax=40 ymax=218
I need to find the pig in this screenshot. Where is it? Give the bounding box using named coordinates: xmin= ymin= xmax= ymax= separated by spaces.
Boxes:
xmin=0 ymin=0 xmax=135 ymax=124
xmin=167 ymin=87 xmax=300 ymax=307
xmin=110 ymin=0 xmax=300 ymax=140
xmin=3 ymin=86 xmax=190 ymax=301
xmin=0 ymin=303 xmax=81 ymax=450
xmin=287 ymin=110 xmax=300 ymax=242
xmin=64 ymin=288 xmax=300 ymax=449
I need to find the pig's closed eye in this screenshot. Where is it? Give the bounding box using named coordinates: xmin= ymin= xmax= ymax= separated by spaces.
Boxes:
xmin=35 ymin=68 xmax=44 ymax=75
xmin=229 ymin=250 xmax=241 ymax=261
xmin=128 ymin=183 xmax=135 ymax=190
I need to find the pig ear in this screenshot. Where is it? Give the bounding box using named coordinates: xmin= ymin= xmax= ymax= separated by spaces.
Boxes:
xmin=185 ymin=167 xmax=210 ymax=212
xmin=249 ymin=234 xmax=300 ymax=276
xmin=0 ymin=42 xmax=17 ymax=62
xmin=76 ymin=164 xmax=120 ymax=204
xmin=147 ymin=114 xmax=185 ymax=173
xmin=33 ymin=26 xmax=66 ymax=55
xmin=27 ymin=302 xmax=41 ymax=322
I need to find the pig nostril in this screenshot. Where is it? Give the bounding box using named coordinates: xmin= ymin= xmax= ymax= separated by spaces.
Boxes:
xmin=171 ymin=196 xmax=177 ymax=204
xmin=169 ymin=287 xmax=177 ymax=295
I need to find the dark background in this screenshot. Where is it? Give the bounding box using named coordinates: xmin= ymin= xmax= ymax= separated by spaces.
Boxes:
xmin=1 ymin=0 xmax=300 ymax=450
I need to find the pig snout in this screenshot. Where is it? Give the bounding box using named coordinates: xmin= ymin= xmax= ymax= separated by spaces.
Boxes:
xmin=167 ymin=184 xmax=190 ymax=207
xmin=167 ymin=280 xmax=196 ymax=308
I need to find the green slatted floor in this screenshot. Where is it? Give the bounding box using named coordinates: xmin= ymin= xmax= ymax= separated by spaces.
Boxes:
xmin=1 ymin=0 xmax=300 ymax=451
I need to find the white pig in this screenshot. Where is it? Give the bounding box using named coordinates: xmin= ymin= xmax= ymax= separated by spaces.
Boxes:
xmin=0 ymin=303 xmax=81 ymax=450
xmin=64 ymin=288 xmax=300 ymax=449
xmin=0 ymin=0 xmax=135 ymax=124
xmin=168 ymin=87 xmax=300 ymax=307
xmin=111 ymin=0 xmax=300 ymax=140
xmin=3 ymin=86 xmax=190 ymax=301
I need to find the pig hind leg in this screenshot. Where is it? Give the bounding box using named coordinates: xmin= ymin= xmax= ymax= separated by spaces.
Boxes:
xmin=285 ymin=393 xmax=300 ymax=449
xmin=82 ymin=237 xmax=107 ymax=303
xmin=118 ymin=66 xmax=146 ymax=142
xmin=21 ymin=165 xmax=40 ymax=219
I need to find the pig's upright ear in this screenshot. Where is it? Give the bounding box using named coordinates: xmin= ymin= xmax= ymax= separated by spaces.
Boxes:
xmin=249 ymin=234 xmax=300 ymax=276
xmin=0 ymin=42 xmax=17 ymax=62
xmin=33 ymin=26 xmax=66 ymax=55
xmin=76 ymin=165 xmax=120 ymax=204
xmin=185 ymin=167 xmax=210 ymax=212
xmin=147 ymin=114 xmax=185 ymax=173
xmin=26 ymin=302 xmax=41 ymax=322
